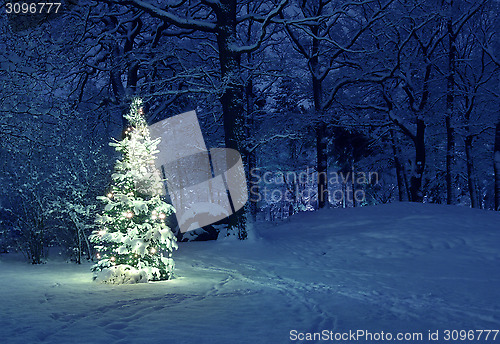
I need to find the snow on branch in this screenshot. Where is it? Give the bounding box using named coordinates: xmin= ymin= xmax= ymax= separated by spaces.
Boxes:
xmin=122 ymin=0 xmax=217 ymax=32
xmin=230 ymin=0 xmax=288 ymax=54
xmin=248 ymin=133 xmax=301 ymax=153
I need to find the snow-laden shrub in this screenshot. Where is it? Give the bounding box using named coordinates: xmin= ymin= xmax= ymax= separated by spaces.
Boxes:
xmin=94 ymin=265 xmax=149 ymax=284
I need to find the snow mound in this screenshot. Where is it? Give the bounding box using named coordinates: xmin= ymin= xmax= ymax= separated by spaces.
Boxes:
xmin=94 ymin=265 xmax=148 ymax=284
xmin=179 ymin=202 xmax=230 ymax=232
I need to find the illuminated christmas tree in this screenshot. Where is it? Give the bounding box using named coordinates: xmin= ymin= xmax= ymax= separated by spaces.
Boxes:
xmin=90 ymin=98 xmax=177 ymax=283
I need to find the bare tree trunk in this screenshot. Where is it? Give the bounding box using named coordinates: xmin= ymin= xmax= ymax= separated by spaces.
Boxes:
xmin=409 ymin=120 xmax=426 ymax=202
xmin=244 ymin=1 xmax=258 ymax=223
xmin=76 ymin=228 xmax=82 ymax=265
xmin=245 ymin=66 xmax=258 ymax=222
xmin=390 ymin=129 xmax=405 ymax=201
xmin=445 ymin=3 xmax=456 ymax=205
xmin=104 ymin=13 xmax=141 ymax=133
xmin=218 ymin=0 xmax=247 ymax=239
xmin=403 ymin=166 xmax=411 ymax=202
xmin=388 ymin=58 xmax=430 ymax=203
xmin=494 ymin=120 xmax=500 ymax=211
xmin=351 ymin=161 xmax=356 ymax=207
xmin=342 ymin=182 xmax=347 ymax=208
xmin=464 ymin=134 xmax=479 ymax=208
xmin=445 ymin=117 xmax=455 ymax=204
xmin=316 ymin=122 xmax=328 ymax=208
xmin=310 ymin=23 xmax=328 ymax=209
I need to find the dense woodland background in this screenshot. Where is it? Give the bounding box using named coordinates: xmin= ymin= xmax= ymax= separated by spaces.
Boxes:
xmin=0 ymin=0 xmax=499 ymax=264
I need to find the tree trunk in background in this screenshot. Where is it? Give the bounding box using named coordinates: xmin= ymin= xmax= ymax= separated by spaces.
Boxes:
xmin=342 ymin=182 xmax=347 ymax=208
xmin=316 ymin=121 xmax=328 ymax=208
xmin=409 ymin=120 xmax=426 ymax=202
xmin=245 ymin=80 xmax=258 ymax=223
xmin=403 ymin=166 xmax=411 ymax=202
xmin=103 ymin=14 xmax=142 ymax=134
xmin=287 ymin=139 xmax=299 ymax=216
xmin=218 ymin=0 xmax=247 ymax=238
xmin=390 ymin=129 xmax=405 ymax=201
xmin=393 ymin=57 xmax=430 ymax=203
xmin=494 ymin=120 xmax=500 ymax=211
xmin=445 ymin=5 xmax=456 ymax=205
xmin=463 ymin=84 xmax=479 ymax=208
xmin=445 ymin=116 xmax=455 ymax=204
xmin=351 ymin=160 xmax=356 ymax=207
xmin=244 ymin=42 xmax=258 ymax=222
xmin=310 ymin=24 xmax=328 ymax=209
xmin=464 ymin=134 xmax=479 ymax=208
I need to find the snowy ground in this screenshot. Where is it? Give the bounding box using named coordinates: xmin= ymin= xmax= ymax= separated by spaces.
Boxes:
xmin=0 ymin=203 xmax=499 ymax=344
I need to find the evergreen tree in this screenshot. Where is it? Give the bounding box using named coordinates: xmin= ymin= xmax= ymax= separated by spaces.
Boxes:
xmin=90 ymin=98 xmax=177 ymax=283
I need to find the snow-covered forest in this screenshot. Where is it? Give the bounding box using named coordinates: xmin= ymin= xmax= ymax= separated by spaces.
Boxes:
xmin=0 ymin=0 xmax=499 ymax=343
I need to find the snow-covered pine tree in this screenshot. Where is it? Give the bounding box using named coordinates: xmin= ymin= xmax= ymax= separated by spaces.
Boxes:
xmin=90 ymin=98 xmax=177 ymax=283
